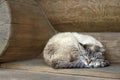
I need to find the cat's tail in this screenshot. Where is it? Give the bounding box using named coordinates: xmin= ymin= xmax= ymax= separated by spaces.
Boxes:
xmin=51 ymin=60 xmax=86 ymax=69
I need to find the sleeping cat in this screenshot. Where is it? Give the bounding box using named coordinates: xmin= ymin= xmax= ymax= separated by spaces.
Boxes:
xmin=43 ymin=32 xmax=110 ymax=68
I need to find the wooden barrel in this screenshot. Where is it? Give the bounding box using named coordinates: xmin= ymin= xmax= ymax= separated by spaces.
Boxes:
xmin=39 ymin=0 xmax=120 ymax=32
xmin=0 ymin=0 xmax=55 ymax=62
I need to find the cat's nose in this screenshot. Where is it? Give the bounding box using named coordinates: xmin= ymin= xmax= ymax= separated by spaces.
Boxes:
xmin=86 ymin=58 xmax=92 ymax=64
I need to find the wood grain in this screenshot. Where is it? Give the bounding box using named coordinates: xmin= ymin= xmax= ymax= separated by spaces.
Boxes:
xmin=39 ymin=0 xmax=120 ymax=32
xmin=0 ymin=59 xmax=120 ymax=79
xmin=0 ymin=0 xmax=55 ymax=62
xmin=0 ymin=0 xmax=11 ymax=55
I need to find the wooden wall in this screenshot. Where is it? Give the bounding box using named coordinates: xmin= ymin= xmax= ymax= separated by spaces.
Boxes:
xmin=39 ymin=0 xmax=120 ymax=32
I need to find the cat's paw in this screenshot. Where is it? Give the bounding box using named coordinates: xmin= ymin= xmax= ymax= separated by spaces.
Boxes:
xmin=89 ymin=61 xmax=101 ymax=68
xmin=100 ymin=60 xmax=110 ymax=67
xmin=75 ymin=62 xmax=87 ymax=68
xmin=89 ymin=60 xmax=110 ymax=68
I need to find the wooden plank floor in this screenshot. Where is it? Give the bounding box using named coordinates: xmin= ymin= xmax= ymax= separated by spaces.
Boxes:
xmin=0 ymin=59 xmax=120 ymax=79
xmin=0 ymin=68 xmax=119 ymax=80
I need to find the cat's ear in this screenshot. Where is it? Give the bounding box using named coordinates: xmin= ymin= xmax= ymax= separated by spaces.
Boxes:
xmin=79 ymin=43 xmax=88 ymax=49
xmin=79 ymin=42 xmax=84 ymax=47
xmin=83 ymin=44 xmax=88 ymax=49
xmin=82 ymin=44 xmax=91 ymax=50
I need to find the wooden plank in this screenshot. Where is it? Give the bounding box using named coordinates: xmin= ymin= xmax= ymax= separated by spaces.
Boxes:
xmin=0 ymin=59 xmax=120 ymax=79
xmin=0 ymin=69 xmax=119 ymax=80
xmin=39 ymin=0 xmax=120 ymax=32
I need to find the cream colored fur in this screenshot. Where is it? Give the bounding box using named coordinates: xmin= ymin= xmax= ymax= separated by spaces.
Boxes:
xmin=43 ymin=32 xmax=109 ymax=68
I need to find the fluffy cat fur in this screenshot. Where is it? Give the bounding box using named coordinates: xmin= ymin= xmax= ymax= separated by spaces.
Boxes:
xmin=43 ymin=32 xmax=109 ymax=68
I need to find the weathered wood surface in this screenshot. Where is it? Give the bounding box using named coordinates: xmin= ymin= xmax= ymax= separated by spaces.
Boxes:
xmin=0 ymin=59 xmax=120 ymax=79
xmin=0 ymin=0 xmax=11 ymax=55
xmin=39 ymin=0 xmax=120 ymax=32
xmin=0 ymin=0 xmax=55 ymax=62
xmin=0 ymin=69 xmax=119 ymax=80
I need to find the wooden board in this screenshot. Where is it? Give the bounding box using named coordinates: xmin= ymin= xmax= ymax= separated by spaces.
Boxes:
xmin=39 ymin=0 xmax=120 ymax=32
xmin=0 ymin=59 xmax=120 ymax=79
xmin=0 ymin=69 xmax=119 ymax=80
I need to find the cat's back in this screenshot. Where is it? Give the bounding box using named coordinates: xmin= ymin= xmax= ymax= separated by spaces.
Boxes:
xmin=72 ymin=32 xmax=103 ymax=47
xmin=43 ymin=32 xmax=79 ymax=67
xmin=47 ymin=32 xmax=76 ymax=46
xmin=44 ymin=32 xmax=78 ymax=58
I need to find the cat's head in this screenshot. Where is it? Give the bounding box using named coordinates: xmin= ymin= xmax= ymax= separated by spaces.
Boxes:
xmin=83 ymin=44 xmax=105 ymax=64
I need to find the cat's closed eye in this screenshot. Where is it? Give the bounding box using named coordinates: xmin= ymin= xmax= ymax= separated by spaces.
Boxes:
xmin=94 ymin=52 xmax=103 ymax=59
